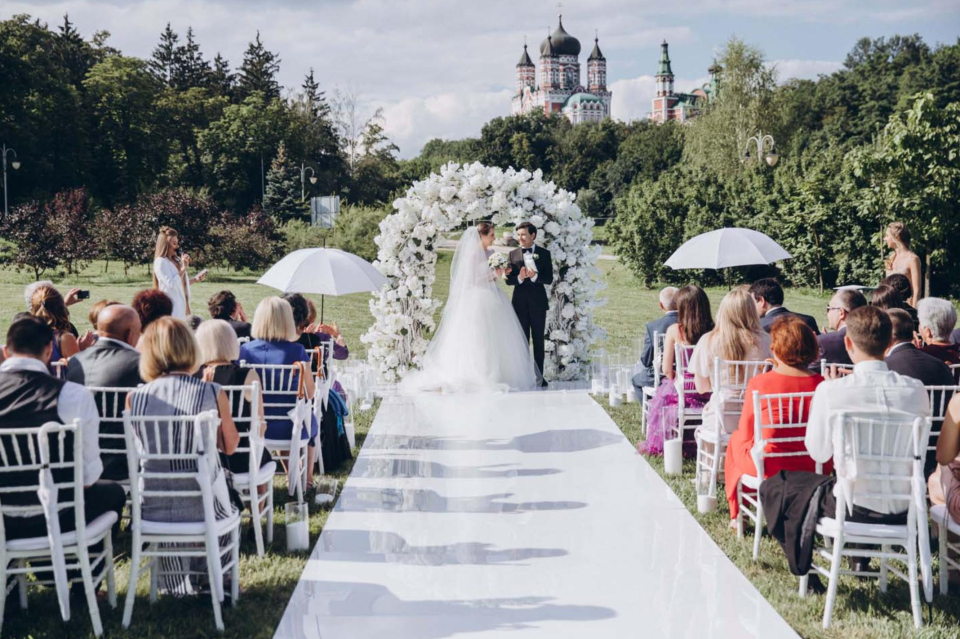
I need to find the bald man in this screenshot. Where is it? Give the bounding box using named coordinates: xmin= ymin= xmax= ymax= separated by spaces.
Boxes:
xmin=67 ymin=304 xmax=143 ymax=480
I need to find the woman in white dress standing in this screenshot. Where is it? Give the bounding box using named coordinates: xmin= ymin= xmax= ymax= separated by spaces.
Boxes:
xmin=402 ymin=222 xmax=539 ymax=394
xmin=152 ymin=226 xmax=206 ymax=319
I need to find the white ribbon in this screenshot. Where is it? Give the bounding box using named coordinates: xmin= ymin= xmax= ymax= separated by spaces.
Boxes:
xmin=38 ymin=465 xmax=70 ymax=620
xmin=287 ymin=400 xmax=311 ymax=497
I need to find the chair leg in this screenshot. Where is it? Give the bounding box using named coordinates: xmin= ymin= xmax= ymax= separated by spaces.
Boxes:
xmin=78 ymin=546 xmax=104 ymax=637
xmin=879 ymin=544 xmax=889 ymax=593
xmin=709 ymin=440 xmax=722 ymax=498
xmin=17 ymin=560 xmax=27 ymax=610
xmin=0 ymin=563 xmax=7 ymax=638
xmin=204 ymin=536 xmax=225 ymax=631
xmin=908 ymin=537 xmax=922 ymax=629
xmin=148 ymin=556 xmax=159 ymax=604
xmin=266 ymin=485 xmax=275 ymax=545
xmin=752 ymin=494 xmax=763 ymax=561
xmin=736 ymin=481 xmax=744 ymax=539
xmin=799 ymin=573 xmax=809 ymax=598
xmin=231 ymin=527 xmax=240 ymax=607
xmin=823 ymin=534 xmax=844 ymax=629
xmin=122 ymin=533 xmax=142 ymax=628
xmin=940 ymin=523 xmax=949 ymax=596
xmin=105 ymin=534 xmax=117 ymax=609
xmin=250 ymin=481 xmax=265 ymax=558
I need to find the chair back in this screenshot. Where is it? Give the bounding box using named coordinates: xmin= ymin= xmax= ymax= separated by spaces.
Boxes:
xmin=0 ymin=421 xmax=82 ymax=542
xmin=218 ymin=383 xmax=263 ymax=476
xmin=950 ymin=363 xmax=960 ymax=385
xmin=51 ymin=360 xmax=68 ymax=380
xmin=820 ymin=360 xmax=855 ymax=376
xmin=832 ymin=412 xmax=931 ymax=519
xmin=652 ymin=331 xmax=666 ymax=388
xmin=87 ymin=386 xmax=139 ymax=458
xmin=673 ymin=343 xmax=698 ymax=396
xmin=238 ymin=361 xmax=304 ymax=443
xmin=122 ymin=411 xmax=221 ymax=523
xmin=751 ymin=391 xmax=821 ymax=479
xmin=237 ymin=336 xmax=251 ymax=345
xmin=711 ymin=358 xmax=774 ymax=433
xmin=924 ymin=385 xmax=959 ymax=453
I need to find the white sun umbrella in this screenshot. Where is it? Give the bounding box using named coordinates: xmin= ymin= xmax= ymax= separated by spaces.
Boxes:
xmin=258 ymin=248 xmax=387 ymax=322
xmin=664 ymin=227 xmax=791 ymax=270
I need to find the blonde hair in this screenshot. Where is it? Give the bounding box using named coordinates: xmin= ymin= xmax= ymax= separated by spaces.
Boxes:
xmin=152 ymin=226 xmax=180 ymax=289
xmin=30 ymin=285 xmax=72 ymax=333
xmin=712 ymin=288 xmax=762 ymax=362
xmin=887 ymin=221 xmax=911 ymax=250
xmin=196 ymin=319 xmax=240 ymax=364
xmin=139 ymin=316 xmax=199 ymax=381
xmin=251 ymin=297 xmax=297 ymax=342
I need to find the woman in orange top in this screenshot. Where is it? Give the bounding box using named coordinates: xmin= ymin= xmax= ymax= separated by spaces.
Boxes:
xmin=725 ymin=316 xmax=829 ymax=520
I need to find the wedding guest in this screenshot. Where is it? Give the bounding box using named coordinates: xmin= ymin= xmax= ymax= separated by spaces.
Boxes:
xmin=639 ymin=285 xmax=713 ymax=455
xmin=186 ymin=315 xmax=204 ymax=331
xmin=870 ymin=284 xmax=906 ymax=311
xmin=131 ymin=289 xmax=174 ymax=342
xmin=66 ymin=304 xmax=143 ymax=480
xmin=724 ymin=316 xmax=826 ymax=521
xmin=884 ymin=221 xmax=922 ymax=307
xmin=208 ymin=290 xmax=251 ymax=339
xmin=240 ymin=297 xmax=322 ymax=484
xmin=29 ymin=285 xmax=89 ymax=368
xmin=931 ymin=393 xmax=960 ymax=527
xmin=0 ymin=316 xmax=125 ymax=548
xmin=885 ymin=309 xmax=954 ymax=387
xmin=152 ymin=226 xmax=206 ymax=319
xmin=918 ymin=297 xmax=960 ymax=365
xmin=305 ymin=299 xmax=349 ymax=364
xmin=881 ymin=273 xmax=917 ymax=309
xmin=284 ymin=293 xmax=349 ymax=374
xmin=749 ymin=278 xmax=819 ymax=334
xmin=195 ymin=319 xmax=271 ymax=476
xmin=817 ymin=289 xmax=868 ymax=369
xmin=23 ymin=281 xmax=83 ymax=337
xmin=126 ymin=316 xmax=239 ymax=595
xmin=88 ymin=299 xmax=120 ymax=331
xmin=631 ymin=286 xmax=679 ymax=400
xmin=690 ymin=287 xmax=772 ymax=434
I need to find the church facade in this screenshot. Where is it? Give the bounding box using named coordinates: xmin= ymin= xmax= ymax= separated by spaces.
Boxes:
xmin=649 ymin=40 xmax=721 ymax=123
xmin=511 ymin=15 xmax=611 ymax=125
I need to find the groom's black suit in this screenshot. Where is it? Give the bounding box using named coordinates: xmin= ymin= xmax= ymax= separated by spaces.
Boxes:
xmin=506 ymin=245 xmax=553 ymax=381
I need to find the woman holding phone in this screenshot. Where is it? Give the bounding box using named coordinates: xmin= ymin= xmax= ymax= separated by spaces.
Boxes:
xmin=152 ymin=226 xmax=207 ymax=319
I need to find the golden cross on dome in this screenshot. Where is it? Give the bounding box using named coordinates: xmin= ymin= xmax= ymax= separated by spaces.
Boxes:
xmin=558 ymin=2 xmax=562 ymax=19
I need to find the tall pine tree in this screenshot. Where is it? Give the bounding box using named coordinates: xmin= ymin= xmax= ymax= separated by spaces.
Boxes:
xmin=302 ymin=68 xmax=331 ymax=119
xmin=172 ymin=27 xmax=210 ymax=90
xmin=263 ymin=141 xmax=304 ymax=221
xmin=209 ymin=53 xmax=235 ymax=99
xmin=149 ymin=23 xmax=180 ymax=87
xmin=238 ymin=32 xmax=280 ymax=100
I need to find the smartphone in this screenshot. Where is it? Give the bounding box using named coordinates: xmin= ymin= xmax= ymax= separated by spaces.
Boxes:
xmin=196 ymin=269 xmax=208 ymax=279
xmin=77 ymin=290 xmax=90 ymax=300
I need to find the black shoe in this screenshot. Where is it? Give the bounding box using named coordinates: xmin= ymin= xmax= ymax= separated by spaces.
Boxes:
xmin=539 ymin=380 xmax=549 ymax=389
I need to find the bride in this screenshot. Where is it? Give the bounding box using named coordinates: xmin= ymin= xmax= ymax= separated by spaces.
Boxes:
xmin=402 ymin=223 xmax=540 ymax=393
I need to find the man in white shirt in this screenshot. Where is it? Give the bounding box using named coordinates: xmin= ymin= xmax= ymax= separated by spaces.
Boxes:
xmin=805 ymin=305 xmax=930 ymax=516
xmin=0 ymin=316 xmax=124 ymax=543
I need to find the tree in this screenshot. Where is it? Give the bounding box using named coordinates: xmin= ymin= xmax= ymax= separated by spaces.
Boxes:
xmin=263 ymin=141 xmax=304 ymax=221
xmin=46 ymin=188 xmax=97 ymax=273
xmin=849 ymin=92 xmax=960 ymax=297
xmin=237 ymin=32 xmax=280 ymax=101
xmin=211 ymin=205 xmax=282 ymax=271
xmin=93 ymin=203 xmax=155 ymax=274
xmin=209 ymin=53 xmax=235 ymax=99
xmin=350 ymin=109 xmax=400 ymax=205
xmin=0 ymin=201 xmax=61 ymax=279
xmin=149 ymin=23 xmax=180 ymax=87
xmin=172 ymin=27 xmax=210 ymax=90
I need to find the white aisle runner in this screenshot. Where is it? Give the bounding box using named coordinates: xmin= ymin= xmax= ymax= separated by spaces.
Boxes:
xmin=273 ymin=391 xmax=799 ymax=639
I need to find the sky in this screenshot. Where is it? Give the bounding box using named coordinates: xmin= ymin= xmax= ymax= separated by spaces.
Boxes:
xmin=5 ymin=1 xmax=959 ymax=157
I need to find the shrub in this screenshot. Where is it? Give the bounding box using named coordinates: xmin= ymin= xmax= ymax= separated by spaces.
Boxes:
xmin=280 ymin=218 xmax=332 ymax=253
xmin=46 ymin=188 xmax=97 ymax=274
xmin=335 ymin=204 xmax=388 ymax=262
xmin=0 ymin=201 xmax=61 ymax=278
xmin=212 ymin=205 xmax=283 ymax=272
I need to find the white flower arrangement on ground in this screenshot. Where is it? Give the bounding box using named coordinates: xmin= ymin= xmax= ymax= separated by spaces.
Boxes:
xmin=487 ymin=252 xmax=509 ymax=272
xmin=361 ymin=162 xmax=606 ymax=383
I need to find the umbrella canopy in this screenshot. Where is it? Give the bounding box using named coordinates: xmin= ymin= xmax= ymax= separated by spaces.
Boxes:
xmin=664 ymin=228 xmax=791 ymax=270
xmin=258 ymin=248 xmax=386 ymax=296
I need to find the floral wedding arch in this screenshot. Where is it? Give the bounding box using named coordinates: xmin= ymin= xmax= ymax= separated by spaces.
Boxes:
xmin=361 ymin=162 xmax=604 ymax=383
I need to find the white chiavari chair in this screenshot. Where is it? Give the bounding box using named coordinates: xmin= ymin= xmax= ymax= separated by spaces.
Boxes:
xmin=640 ymin=331 xmax=666 ymax=437
xmin=50 ymin=359 xmax=68 ymax=380
xmin=950 ymin=363 xmax=960 ymax=385
xmin=122 ymin=411 xmax=241 ymax=631
xmin=0 ymin=421 xmax=118 ymax=637
xmin=800 ymin=414 xmax=932 ymax=629
xmin=737 ymin=390 xmax=820 ymax=560
xmin=674 ymin=343 xmax=704 ymax=447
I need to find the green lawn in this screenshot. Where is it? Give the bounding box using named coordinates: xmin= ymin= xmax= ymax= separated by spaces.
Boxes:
xmin=6 ymin=256 xmax=920 ymax=639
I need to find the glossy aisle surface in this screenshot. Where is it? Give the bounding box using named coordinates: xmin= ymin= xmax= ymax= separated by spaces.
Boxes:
xmin=273 ymin=392 xmax=799 ymax=639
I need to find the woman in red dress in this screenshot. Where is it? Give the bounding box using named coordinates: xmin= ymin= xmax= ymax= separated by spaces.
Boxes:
xmin=725 ymin=316 xmax=828 ymax=520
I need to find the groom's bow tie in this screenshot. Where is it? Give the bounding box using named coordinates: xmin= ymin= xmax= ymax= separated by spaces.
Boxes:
xmin=522 ymin=248 xmax=534 ymax=254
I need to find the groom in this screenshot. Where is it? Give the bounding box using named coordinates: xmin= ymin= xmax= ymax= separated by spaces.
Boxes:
xmin=506 ymin=222 xmax=553 ymax=387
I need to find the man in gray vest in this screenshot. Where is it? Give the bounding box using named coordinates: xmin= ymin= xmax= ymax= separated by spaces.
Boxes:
xmin=0 ymin=316 xmax=124 ymax=545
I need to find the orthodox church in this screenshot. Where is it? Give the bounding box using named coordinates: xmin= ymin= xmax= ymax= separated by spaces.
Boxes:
xmin=511 ymin=14 xmax=611 ymax=125
xmin=649 ymin=40 xmax=721 ymax=123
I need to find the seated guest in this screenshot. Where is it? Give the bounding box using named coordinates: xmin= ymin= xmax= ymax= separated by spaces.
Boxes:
xmin=125 ymin=317 xmax=239 ymax=594
xmin=284 ymin=294 xmax=349 ymax=374
xmin=881 ymin=272 xmax=919 ymax=319
xmin=23 ymin=281 xmax=83 ymax=337
xmin=195 ymin=319 xmax=271 ymax=476
xmin=918 ymin=297 xmax=960 ymax=365
xmin=931 ymin=393 xmax=960 ymax=527
xmin=66 ymin=304 xmax=144 ymax=480
xmin=639 ymin=285 xmax=713 ymax=456
xmin=186 ymin=315 xmax=204 ymax=331
xmin=88 ymin=299 xmax=120 ymax=332
xmin=870 ymin=284 xmax=906 ymax=311
xmin=0 ymin=316 xmax=125 ymax=547
xmin=725 ymin=316 xmax=826 ymax=521
xmin=749 ymin=278 xmax=819 ymax=334
xmin=131 ymin=289 xmax=173 ymax=348
xmin=240 ymin=297 xmax=321 ymax=484
xmin=631 ymin=287 xmax=679 ymax=400
xmin=208 ymin=290 xmax=251 ymax=339
xmin=817 ymin=289 xmax=868 ymax=369
xmin=885 ymin=309 xmax=954 ymax=386
xmin=690 ymin=287 xmax=772 ymax=434
xmin=760 ymin=306 xmax=930 ymax=583
xmin=30 ymin=285 xmax=83 ymax=367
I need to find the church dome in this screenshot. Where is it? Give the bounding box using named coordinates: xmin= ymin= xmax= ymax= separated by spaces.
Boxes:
xmin=517 ymin=44 xmax=534 ymax=67
xmin=564 ymin=92 xmax=602 ymax=107
xmin=540 ymin=16 xmax=581 ymax=57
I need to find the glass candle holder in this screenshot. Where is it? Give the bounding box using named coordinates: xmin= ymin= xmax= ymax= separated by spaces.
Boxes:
xmin=285 ymin=502 xmax=310 ymax=552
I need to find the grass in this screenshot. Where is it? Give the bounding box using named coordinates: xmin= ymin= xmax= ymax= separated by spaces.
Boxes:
xmin=1 ymin=255 xmax=915 ymax=639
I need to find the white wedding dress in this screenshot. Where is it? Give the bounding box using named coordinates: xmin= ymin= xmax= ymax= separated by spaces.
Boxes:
xmin=401 ymin=227 xmax=540 ymax=394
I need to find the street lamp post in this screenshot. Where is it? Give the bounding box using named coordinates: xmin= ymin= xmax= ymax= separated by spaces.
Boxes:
xmin=299 ymin=162 xmax=317 ymax=202
xmin=741 ymin=131 xmax=779 ymax=167
xmin=1 ymin=144 xmax=21 ymax=219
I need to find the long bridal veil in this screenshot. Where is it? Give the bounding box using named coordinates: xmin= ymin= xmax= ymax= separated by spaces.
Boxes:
xmin=402 ymin=227 xmax=539 ymax=394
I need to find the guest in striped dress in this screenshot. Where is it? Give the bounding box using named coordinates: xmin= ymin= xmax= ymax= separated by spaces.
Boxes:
xmin=126 ymin=316 xmax=240 ymax=595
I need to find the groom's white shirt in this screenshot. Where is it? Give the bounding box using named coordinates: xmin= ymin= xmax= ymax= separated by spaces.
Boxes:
xmin=517 ymin=244 xmax=538 ymax=284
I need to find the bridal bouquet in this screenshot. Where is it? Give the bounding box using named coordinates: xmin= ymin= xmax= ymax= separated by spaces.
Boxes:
xmin=487 ymin=252 xmax=509 ymax=272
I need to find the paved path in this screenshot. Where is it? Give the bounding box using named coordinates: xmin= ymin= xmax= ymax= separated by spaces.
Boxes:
xmin=273 ymin=391 xmax=798 ymax=639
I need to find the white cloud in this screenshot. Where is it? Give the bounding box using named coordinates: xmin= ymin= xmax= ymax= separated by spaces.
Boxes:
xmin=610 ymin=75 xmax=709 ymax=122
xmin=770 ymin=59 xmax=843 ymax=81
